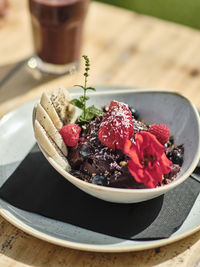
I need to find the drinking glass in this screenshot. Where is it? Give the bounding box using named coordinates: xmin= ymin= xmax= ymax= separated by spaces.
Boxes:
xmin=28 ymin=0 xmax=90 ymax=75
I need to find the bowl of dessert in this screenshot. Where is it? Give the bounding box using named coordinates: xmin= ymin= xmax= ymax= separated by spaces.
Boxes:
xmin=33 ymin=57 xmax=200 ymax=203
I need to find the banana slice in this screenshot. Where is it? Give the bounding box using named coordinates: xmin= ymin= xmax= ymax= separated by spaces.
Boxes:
xmin=51 ymin=86 xmax=76 ymax=125
xmin=34 ymin=120 xmax=71 ymax=171
xmin=66 ymin=103 xmax=77 ymax=124
xmin=35 ymin=103 xmax=68 ymax=156
xmin=34 ymin=87 xmax=77 ymax=171
xmin=40 ymin=92 xmax=63 ymax=131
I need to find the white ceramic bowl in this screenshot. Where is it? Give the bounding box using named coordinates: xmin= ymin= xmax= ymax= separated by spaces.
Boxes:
xmin=33 ymin=89 xmax=200 ymax=203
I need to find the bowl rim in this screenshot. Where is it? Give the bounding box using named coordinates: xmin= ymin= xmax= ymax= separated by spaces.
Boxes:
xmin=35 ymin=88 xmax=200 ymax=195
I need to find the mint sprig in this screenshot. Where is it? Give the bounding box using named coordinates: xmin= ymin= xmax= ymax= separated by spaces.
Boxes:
xmin=70 ymin=55 xmax=103 ymax=123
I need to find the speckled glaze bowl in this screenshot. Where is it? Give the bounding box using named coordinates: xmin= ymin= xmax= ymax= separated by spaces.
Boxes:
xmin=33 ymin=89 xmax=200 ymax=203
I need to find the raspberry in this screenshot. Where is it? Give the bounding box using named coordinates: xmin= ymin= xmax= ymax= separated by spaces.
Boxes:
xmin=59 ymin=124 xmax=81 ymax=147
xmin=98 ymin=100 xmax=134 ymax=150
xmin=148 ymin=124 xmax=170 ymax=145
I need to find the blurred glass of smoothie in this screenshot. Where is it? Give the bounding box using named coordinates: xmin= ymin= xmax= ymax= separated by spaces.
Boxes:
xmin=0 ymin=0 xmax=9 ymax=19
xmin=28 ymin=0 xmax=90 ymax=75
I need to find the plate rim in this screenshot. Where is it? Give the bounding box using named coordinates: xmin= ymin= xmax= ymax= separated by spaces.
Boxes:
xmin=0 ymin=204 xmax=200 ymax=253
xmin=0 ymin=87 xmax=200 ymax=252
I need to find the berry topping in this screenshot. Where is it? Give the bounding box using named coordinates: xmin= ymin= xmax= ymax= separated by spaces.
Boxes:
xmin=171 ymin=150 xmax=184 ymax=166
xmin=92 ymin=175 xmax=107 ymax=186
xmin=98 ymin=100 xmax=134 ymax=150
xmin=59 ymin=124 xmax=81 ymax=147
xmin=129 ymin=106 xmax=139 ymax=120
xmin=148 ymin=124 xmax=170 ymax=145
xmin=80 ymin=144 xmax=89 ymax=158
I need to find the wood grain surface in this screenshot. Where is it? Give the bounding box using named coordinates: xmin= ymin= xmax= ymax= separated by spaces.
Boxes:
xmin=1 ymin=0 xmax=200 ymax=266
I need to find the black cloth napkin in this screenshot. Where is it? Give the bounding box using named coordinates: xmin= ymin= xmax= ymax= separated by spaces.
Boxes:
xmin=0 ymin=144 xmax=199 ymax=240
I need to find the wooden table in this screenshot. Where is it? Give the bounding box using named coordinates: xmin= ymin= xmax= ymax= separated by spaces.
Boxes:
xmin=1 ymin=0 xmax=200 ymax=266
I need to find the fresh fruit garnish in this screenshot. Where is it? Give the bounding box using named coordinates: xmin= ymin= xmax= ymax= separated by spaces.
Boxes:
xmin=98 ymin=100 xmax=134 ymax=150
xmin=70 ymin=55 xmax=103 ymax=123
xmin=148 ymin=124 xmax=170 ymax=145
xmin=59 ymin=124 xmax=81 ymax=147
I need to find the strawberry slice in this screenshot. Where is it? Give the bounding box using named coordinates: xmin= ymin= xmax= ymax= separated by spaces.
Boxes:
xmin=98 ymin=101 xmax=134 ymax=150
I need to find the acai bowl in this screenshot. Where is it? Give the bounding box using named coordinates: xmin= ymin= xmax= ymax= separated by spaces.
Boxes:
xmin=32 ymin=87 xmax=200 ymax=203
xmin=32 ymin=57 xmax=200 ymax=203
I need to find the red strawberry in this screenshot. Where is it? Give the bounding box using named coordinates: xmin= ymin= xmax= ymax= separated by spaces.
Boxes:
xmin=148 ymin=124 xmax=170 ymax=145
xmin=98 ymin=100 xmax=134 ymax=150
xmin=59 ymin=124 xmax=81 ymax=147
xmin=109 ymin=100 xmax=129 ymax=111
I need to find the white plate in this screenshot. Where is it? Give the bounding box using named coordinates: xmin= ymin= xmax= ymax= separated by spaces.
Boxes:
xmin=0 ymin=87 xmax=200 ymax=252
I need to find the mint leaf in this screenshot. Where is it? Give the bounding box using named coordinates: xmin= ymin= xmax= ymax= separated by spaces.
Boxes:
xmin=77 ymin=114 xmax=87 ymax=122
xmin=85 ymin=111 xmax=95 ymax=121
xmin=86 ymin=87 xmax=96 ymax=91
xmin=70 ymin=55 xmax=103 ymax=123
xmin=74 ymin=85 xmax=85 ymax=89
xmin=87 ymin=105 xmax=104 ymax=116
xmin=78 ymin=112 xmax=94 ymax=122
xmin=80 ymin=96 xmax=89 ymax=102
xmin=70 ymin=99 xmax=84 ymax=109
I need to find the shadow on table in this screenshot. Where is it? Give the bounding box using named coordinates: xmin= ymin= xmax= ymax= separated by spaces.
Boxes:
xmin=0 ymin=57 xmax=61 ymax=107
